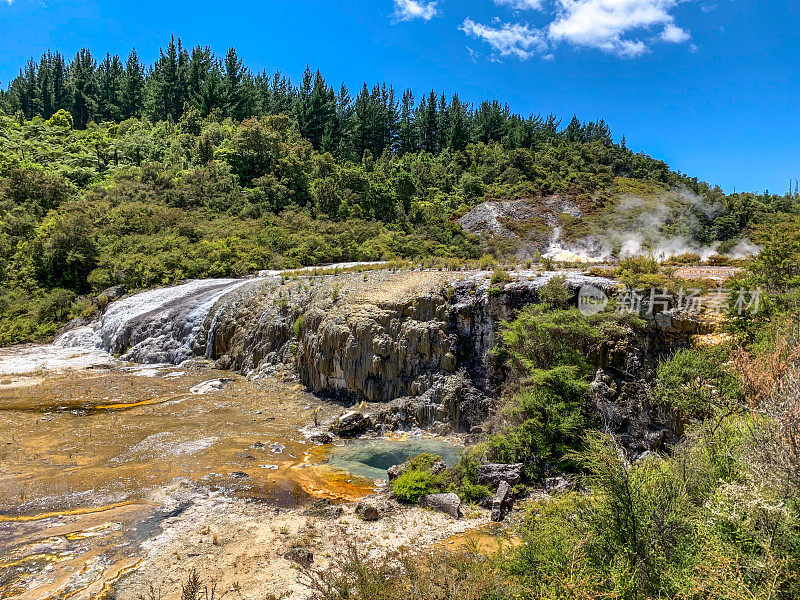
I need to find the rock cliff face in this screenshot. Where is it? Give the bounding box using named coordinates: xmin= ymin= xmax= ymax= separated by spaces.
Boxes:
xmin=60 ymin=266 xmax=716 ymax=444
xmin=194 ymin=269 xmax=620 ymax=430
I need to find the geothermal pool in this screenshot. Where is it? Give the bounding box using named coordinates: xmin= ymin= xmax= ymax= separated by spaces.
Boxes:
xmin=0 ymin=354 xmax=466 ymax=599
xmin=327 ymin=438 xmax=461 ymax=481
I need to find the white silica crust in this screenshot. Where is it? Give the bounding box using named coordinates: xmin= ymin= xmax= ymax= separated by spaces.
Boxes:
xmin=55 ymin=278 xmax=264 ymax=364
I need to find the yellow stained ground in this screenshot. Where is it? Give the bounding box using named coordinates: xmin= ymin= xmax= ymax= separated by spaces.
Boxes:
xmin=0 ymin=366 xmax=374 ymax=599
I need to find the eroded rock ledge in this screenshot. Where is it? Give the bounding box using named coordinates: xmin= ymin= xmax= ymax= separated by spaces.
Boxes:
xmin=195 ymin=270 xmax=625 ymax=431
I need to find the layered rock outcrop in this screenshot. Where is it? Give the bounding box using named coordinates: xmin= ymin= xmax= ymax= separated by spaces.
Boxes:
xmin=61 ymin=266 xmax=717 ymax=447
xmin=195 ymin=269 xmax=618 ymax=430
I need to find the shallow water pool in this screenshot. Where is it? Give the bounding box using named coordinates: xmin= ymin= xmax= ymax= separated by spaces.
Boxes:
xmin=327 ymin=437 xmax=462 ymax=481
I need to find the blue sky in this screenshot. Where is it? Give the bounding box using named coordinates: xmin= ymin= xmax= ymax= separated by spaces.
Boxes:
xmin=1 ymin=0 xmax=797 ymax=194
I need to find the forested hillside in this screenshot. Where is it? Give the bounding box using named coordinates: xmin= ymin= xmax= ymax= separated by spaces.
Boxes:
xmin=1 ymin=39 xmax=798 ymax=345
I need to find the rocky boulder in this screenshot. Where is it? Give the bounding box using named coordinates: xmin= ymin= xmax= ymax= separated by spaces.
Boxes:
xmin=189 ymin=378 xmax=234 ymax=395
xmin=304 ymin=499 xmax=344 ymax=519
xmin=490 ymin=481 xmax=514 ymax=522
xmin=420 ymin=493 xmax=462 ymax=519
xmin=386 ymin=463 xmax=404 ymax=481
xmin=302 ymin=427 xmax=335 ymax=445
xmin=94 ymin=285 xmax=127 ymax=307
xmin=476 ymin=463 xmax=523 ymax=489
xmin=333 ymin=411 xmax=371 ymax=438
xmin=284 ymin=547 xmax=314 ymax=566
xmin=544 ymin=476 xmax=575 ymax=496
xmin=355 ymin=497 xmax=391 ymax=521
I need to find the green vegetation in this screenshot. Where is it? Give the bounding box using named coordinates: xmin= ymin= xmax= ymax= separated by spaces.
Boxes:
xmin=487 ymin=284 xmax=645 ymax=478
xmin=391 ymin=453 xmax=453 ymax=503
xmin=653 ymin=346 xmax=743 ymax=421
xmin=1 ymin=40 xmax=798 ymax=344
xmin=484 ymin=230 xmax=799 ymax=599
xmin=389 ymin=451 xmax=497 ymax=506
xmin=292 ymin=231 xmax=800 ymax=599
xmin=490 ymin=269 xmax=513 ymax=285
xmin=4 ymin=38 xmax=800 ymax=600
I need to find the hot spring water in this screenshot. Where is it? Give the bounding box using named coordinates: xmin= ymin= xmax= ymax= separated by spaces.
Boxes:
xmin=326 ymin=438 xmax=462 ymax=481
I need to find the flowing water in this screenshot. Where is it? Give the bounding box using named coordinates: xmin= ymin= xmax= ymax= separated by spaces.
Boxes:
xmin=54 ymin=277 xmax=270 ymax=364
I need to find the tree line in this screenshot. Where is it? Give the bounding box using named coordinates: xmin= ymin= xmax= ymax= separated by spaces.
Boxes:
xmin=0 ymin=37 xmax=615 ymax=160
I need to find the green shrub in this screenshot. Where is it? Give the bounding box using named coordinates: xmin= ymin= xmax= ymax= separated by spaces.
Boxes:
xmin=458 ymin=481 xmax=492 ymax=504
xmin=491 ymin=366 xmax=590 ymax=468
xmin=618 ymin=255 xmax=660 ymax=275
xmin=35 ymin=288 xmax=76 ymax=323
xmin=664 ymin=252 xmax=701 ymax=265
xmin=299 ymin=543 xmax=514 ymax=600
xmin=391 ymin=453 xmax=452 ymax=504
xmin=490 ymin=269 xmax=513 ymax=285
xmin=653 ymin=346 xmax=743 ymax=420
xmin=402 ymin=452 xmax=441 ymax=471
xmin=508 ymin=493 xmax=595 ymax=593
xmin=489 ymin=303 xmax=644 ymax=479
xmin=450 ymin=451 xmax=492 ymax=503
xmin=392 ymin=470 xmax=450 ymax=504
xmin=292 ymin=314 xmax=304 ymax=337
xmin=538 ymin=274 xmax=571 ymax=308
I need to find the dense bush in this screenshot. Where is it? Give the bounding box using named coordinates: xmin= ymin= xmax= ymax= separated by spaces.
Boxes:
xmin=653 ymin=346 xmax=744 ymax=421
xmin=0 ymin=99 xmax=795 ymax=345
xmin=391 ymin=453 xmax=453 ymax=504
xmin=486 ymin=288 xmax=644 ymax=479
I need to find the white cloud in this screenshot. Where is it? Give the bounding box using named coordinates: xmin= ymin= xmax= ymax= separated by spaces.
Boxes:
xmin=548 ymin=0 xmax=687 ymax=56
xmin=660 ymin=23 xmax=691 ymax=43
xmin=493 ymin=0 xmax=545 ymax=10
xmin=392 ymin=0 xmax=438 ymax=22
xmin=460 ymin=18 xmax=549 ymax=59
xmin=463 ymin=0 xmax=693 ymax=60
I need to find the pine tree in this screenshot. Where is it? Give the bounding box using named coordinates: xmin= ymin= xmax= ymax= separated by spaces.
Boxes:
xmin=121 ymin=49 xmax=145 ymax=119
xmin=18 ymin=59 xmax=40 ymax=118
xmin=295 ymin=65 xmax=317 ymax=144
xmin=514 ymin=114 xmax=543 ymax=149
xmin=186 ymin=46 xmax=216 ymax=116
xmin=329 ymin=82 xmax=353 ymax=158
xmin=539 ymin=114 xmax=561 ymax=143
xmin=475 ymin=100 xmax=505 ymax=143
xmin=146 ymin=36 xmax=189 ymax=122
xmin=97 ymin=53 xmax=124 ymax=122
xmin=352 ymin=84 xmax=376 ymax=160
xmin=448 ymin=93 xmax=470 ymax=151
xmin=37 ymin=52 xmax=54 ymax=118
xmin=563 ymin=115 xmax=584 ymax=143
xmin=383 ymin=84 xmax=399 ymax=154
xmin=51 ymin=52 xmax=69 ymax=114
xmin=259 ymin=70 xmax=293 ymax=115
xmin=436 ymin=92 xmax=450 ymax=152
xmin=68 ymin=49 xmax=98 ymax=128
xmin=419 ymin=90 xmax=438 ymax=153
xmin=398 ymin=89 xmax=417 ymax=155
xmin=222 ymin=47 xmax=253 ymax=120
xmin=306 ymin=71 xmax=335 ymax=150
